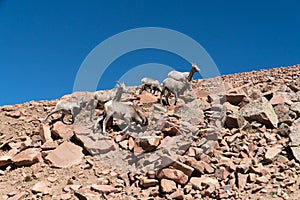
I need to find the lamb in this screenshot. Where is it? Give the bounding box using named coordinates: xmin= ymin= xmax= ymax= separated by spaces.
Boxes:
xmin=168 ymin=63 xmax=200 ymax=82
xmin=139 ymin=77 xmax=162 ymax=94
xmin=44 ymin=97 xmax=84 ymax=124
xmin=160 ymin=77 xmax=192 ymax=106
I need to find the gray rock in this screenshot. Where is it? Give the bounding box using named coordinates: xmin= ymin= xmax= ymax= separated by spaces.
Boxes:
xmin=239 ymin=97 xmax=278 ymax=128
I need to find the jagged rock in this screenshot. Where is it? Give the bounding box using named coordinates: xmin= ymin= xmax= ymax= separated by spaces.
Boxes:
xmin=274 ymin=104 xmax=296 ymax=125
xmin=74 ymin=131 xmax=116 ymax=156
xmin=289 ymin=118 xmax=300 ymax=146
xmin=190 ymin=176 xmax=219 ymax=190
xmin=160 ymin=179 xmax=177 ymax=193
xmin=265 ymin=144 xmax=282 ymax=162
xmin=0 ymin=154 xmax=12 ymax=167
xmin=40 ymin=124 xmax=53 ymax=143
xmin=256 ymin=176 xmax=269 ymax=184
xmin=172 ymin=161 xmax=194 ymax=177
xmin=140 ymin=177 xmax=159 ymax=188
xmin=32 ymin=181 xmax=51 ymax=194
xmin=7 ymin=192 xmax=27 ymax=200
xmin=138 ymin=93 xmax=157 ymax=104
xmin=90 ymin=184 xmax=118 ymax=194
xmin=5 ymin=110 xmax=21 ymax=118
xmin=137 ymin=136 xmax=161 ymax=152
xmin=237 ymin=158 xmax=252 ymax=173
xmin=11 ymin=148 xmax=42 ymax=166
xmin=290 ymin=102 xmax=300 ymax=117
xmin=237 ymin=173 xmax=248 ymax=189
xmin=41 ymin=140 xmax=58 ymax=150
xmin=45 ymin=141 xmax=83 ymax=168
xmin=169 ymin=189 xmax=184 ymax=200
xmin=226 ymin=93 xmax=246 ymax=105
xmin=270 ymin=94 xmax=293 ymax=105
xmin=51 ymin=121 xmax=74 ymax=140
xmin=239 ymin=97 xmax=278 ymax=128
xmin=156 ymin=168 xmax=188 ymax=185
xmin=74 ymin=187 xmax=102 ymax=200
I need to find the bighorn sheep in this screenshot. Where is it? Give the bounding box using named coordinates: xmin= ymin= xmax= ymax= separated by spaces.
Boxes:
xmin=102 ymin=102 xmax=148 ymax=134
xmin=168 ymin=63 xmax=200 ymax=82
xmin=90 ymin=82 xmax=127 ymax=121
xmin=160 ymin=78 xmax=192 ymax=106
xmin=139 ymin=77 xmax=162 ymax=94
xmin=44 ymin=97 xmax=84 ymax=124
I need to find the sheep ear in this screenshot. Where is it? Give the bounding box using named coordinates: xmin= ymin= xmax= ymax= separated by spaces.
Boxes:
xmin=116 ymin=81 xmax=121 ymax=86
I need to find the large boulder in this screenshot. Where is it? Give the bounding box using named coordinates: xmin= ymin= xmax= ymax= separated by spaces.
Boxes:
xmin=239 ymin=97 xmax=278 ymax=128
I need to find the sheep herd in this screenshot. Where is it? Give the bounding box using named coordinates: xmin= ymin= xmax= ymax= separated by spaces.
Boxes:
xmin=44 ymin=64 xmax=200 ymax=135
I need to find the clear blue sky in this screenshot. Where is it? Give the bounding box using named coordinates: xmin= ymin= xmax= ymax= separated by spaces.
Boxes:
xmin=1 ymin=0 xmax=300 ymax=106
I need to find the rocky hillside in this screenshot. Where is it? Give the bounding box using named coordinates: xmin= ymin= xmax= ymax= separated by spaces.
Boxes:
xmin=0 ymin=64 xmax=300 ymax=200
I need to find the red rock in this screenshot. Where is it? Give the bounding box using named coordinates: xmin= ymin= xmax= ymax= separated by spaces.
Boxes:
xmin=140 ymin=178 xmax=159 ymax=188
xmin=156 ymin=168 xmax=188 ymax=185
xmin=226 ymin=93 xmax=246 ymax=105
xmin=74 ymin=132 xmax=116 ymax=155
xmin=7 ymin=192 xmax=27 ymax=200
xmin=74 ymin=187 xmax=101 ymax=199
xmin=63 ymin=184 xmax=82 ymax=192
xmin=190 ymin=176 xmax=219 ymax=190
xmin=215 ymin=166 xmax=229 ymax=180
xmin=256 ymin=176 xmax=269 ymax=184
xmin=138 ymin=93 xmax=157 ymax=104
xmin=41 ymin=140 xmax=58 ymax=150
xmin=45 ymin=141 xmax=83 ymax=168
xmin=160 ymin=179 xmax=177 ymax=193
xmin=0 ymin=155 xmax=12 ymax=167
xmin=51 ymin=121 xmax=74 ymax=140
xmin=204 ymin=183 xmax=216 ymax=196
xmin=128 ymin=137 xmax=135 ymax=150
xmin=40 ymin=124 xmax=53 ymax=142
xmin=169 ymin=189 xmax=184 ymax=200
xmin=11 ymin=148 xmax=42 ymax=166
xmin=237 ymin=158 xmax=252 ymax=173
xmin=91 ymin=184 xmax=118 ymax=193
xmin=59 ymin=193 xmax=73 ymax=200
xmin=265 ymin=144 xmax=282 ymax=162
xmin=270 ymin=94 xmax=292 ymax=105
xmin=32 ymin=181 xmax=51 ymax=194
xmin=137 ymin=136 xmax=161 ymax=152
xmin=276 ymin=155 xmax=289 ymax=164
xmin=237 ymin=173 xmax=248 ymax=190
xmin=119 ymin=140 xmax=128 ymax=150
xmin=5 ymin=110 xmax=21 ymax=118
xmin=172 ymin=161 xmax=194 ymax=177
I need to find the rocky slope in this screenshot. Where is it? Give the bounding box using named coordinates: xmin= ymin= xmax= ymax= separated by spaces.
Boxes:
xmin=0 ymin=64 xmax=300 ymax=200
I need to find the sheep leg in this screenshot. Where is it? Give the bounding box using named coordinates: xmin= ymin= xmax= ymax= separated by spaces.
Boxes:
xmin=151 ymin=86 xmax=156 ymax=94
xmin=174 ymin=91 xmax=178 ymax=105
xmin=89 ymin=99 xmax=96 ymax=121
xmin=93 ymin=115 xmax=104 ymax=132
xmin=139 ymin=85 xmax=145 ymax=94
xmin=165 ymin=90 xmax=170 ymax=106
xmin=70 ymin=110 xmax=75 ymax=124
xmin=44 ymin=109 xmax=59 ymax=122
xmin=103 ymin=113 xmax=113 ymax=135
xmin=160 ymin=87 xmax=165 ymax=105
xmin=119 ymin=117 xmax=131 ymax=134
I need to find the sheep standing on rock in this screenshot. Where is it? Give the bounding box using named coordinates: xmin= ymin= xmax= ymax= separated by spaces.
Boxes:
xmin=44 ymin=97 xmax=84 ymax=124
xmin=168 ymin=63 xmax=200 ymax=82
xmin=139 ymin=77 xmax=162 ymax=95
xmin=90 ymin=82 xmax=127 ymax=121
xmin=160 ymin=78 xmax=192 ymax=106
xmin=101 ymin=102 xmax=148 ymax=135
